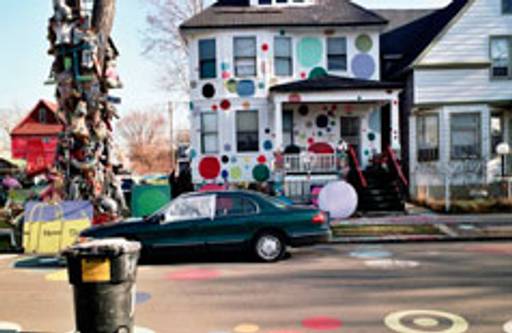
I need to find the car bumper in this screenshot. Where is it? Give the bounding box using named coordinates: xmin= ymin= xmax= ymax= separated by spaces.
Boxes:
xmin=289 ymin=230 xmax=332 ymax=247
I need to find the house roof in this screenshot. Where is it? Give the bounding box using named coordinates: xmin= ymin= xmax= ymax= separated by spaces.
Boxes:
xmin=11 ymin=100 xmax=63 ymax=136
xmin=373 ymin=9 xmax=434 ymax=32
xmin=380 ymin=0 xmax=469 ymax=79
xmin=269 ymin=75 xmax=402 ymax=93
xmin=180 ymin=0 xmax=387 ymax=30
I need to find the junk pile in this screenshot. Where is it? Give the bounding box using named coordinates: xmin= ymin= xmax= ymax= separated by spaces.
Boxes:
xmin=46 ymin=0 xmax=125 ymax=222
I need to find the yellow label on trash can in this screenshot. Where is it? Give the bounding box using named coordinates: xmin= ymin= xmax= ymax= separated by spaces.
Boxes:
xmin=81 ymin=258 xmax=111 ymax=282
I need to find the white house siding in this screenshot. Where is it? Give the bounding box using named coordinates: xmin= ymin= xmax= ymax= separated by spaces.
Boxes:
xmin=186 ymin=26 xmax=384 ymax=185
xmin=419 ymin=0 xmax=512 ymax=65
xmin=414 ymin=69 xmax=512 ymax=105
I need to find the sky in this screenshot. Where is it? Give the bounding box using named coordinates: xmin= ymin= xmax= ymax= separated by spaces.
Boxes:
xmin=0 ymin=0 xmax=451 ymax=130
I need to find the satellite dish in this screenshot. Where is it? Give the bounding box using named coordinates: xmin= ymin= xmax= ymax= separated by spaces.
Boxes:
xmin=318 ymin=181 xmax=358 ymax=219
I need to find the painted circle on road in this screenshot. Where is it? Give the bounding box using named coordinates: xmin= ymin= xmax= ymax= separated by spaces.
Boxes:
xmin=365 ymin=259 xmax=419 ymax=269
xmin=350 ymin=249 xmax=392 ymax=259
xmin=385 ymin=310 xmax=469 ymax=333
xmin=166 ymin=268 xmax=221 ymax=281
xmin=0 ymin=321 xmax=21 ymax=332
xmin=302 ymin=317 xmax=342 ymax=330
xmin=234 ymin=323 xmax=260 ymax=333
xmin=504 ymin=319 xmax=512 ymax=332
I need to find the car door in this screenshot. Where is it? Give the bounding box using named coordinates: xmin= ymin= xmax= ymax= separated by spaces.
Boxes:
xmin=147 ymin=194 xmax=215 ymax=250
xmin=202 ymin=194 xmax=258 ymax=249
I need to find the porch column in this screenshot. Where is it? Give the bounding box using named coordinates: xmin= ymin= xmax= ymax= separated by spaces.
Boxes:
xmin=391 ymin=99 xmax=401 ymax=152
xmin=274 ymin=102 xmax=283 ymax=150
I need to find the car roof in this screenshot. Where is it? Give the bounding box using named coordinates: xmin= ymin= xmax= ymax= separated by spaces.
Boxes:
xmin=181 ymin=190 xmax=261 ymax=198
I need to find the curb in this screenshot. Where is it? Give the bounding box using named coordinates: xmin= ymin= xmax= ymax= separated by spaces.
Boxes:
xmin=329 ymin=235 xmax=512 ymax=244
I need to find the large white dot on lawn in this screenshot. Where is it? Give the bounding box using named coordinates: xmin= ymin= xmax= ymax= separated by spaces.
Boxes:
xmin=504 ymin=320 xmax=512 ymax=332
xmin=318 ymin=181 xmax=358 ymax=219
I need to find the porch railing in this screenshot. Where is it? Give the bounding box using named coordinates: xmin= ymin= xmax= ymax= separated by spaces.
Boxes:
xmin=284 ymin=153 xmax=338 ymax=173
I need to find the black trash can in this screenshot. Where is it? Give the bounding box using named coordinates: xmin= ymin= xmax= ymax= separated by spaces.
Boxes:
xmin=63 ymin=238 xmax=141 ymax=333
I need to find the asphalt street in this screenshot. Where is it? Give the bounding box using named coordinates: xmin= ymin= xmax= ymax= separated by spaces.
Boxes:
xmin=0 ymin=242 xmax=511 ymax=333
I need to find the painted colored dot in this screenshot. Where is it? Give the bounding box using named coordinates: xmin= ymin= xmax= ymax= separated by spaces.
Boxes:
xmin=136 ymin=292 xmax=152 ymax=305
xmin=230 ymin=166 xmax=242 ymax=180
xmin=166 ymin=268 xmax=221 ymax=281
xmin=189 ymin=149 xmax=197 ymax=159
xmin=226 ymin=79 xmax=237 ymax=93
xmin=258 ymin=82 xmax=265 ymax=89
xmin=330 ymin=121 xmax=336 ymax=126
xmin=212 ymin=104 xmax=218 ymax=111
xmin=413 ymin=317 xmax=439 ymax=327
xmin=199 ymin=157 xmax=221 ymax=180
xmin=298 ymin=105 xmax=309 ymax=116
xmin=220 ymin=99 xmax=231 ymax=110
xmin=302 ymin=317 xmax=342 ymax=330
xmin=300 ymin=72 xmax=307 ymax=79
xmin=202 ymin=83 xmax=216 ymax=98
xmin=307 ymin=137 xmax=315 ymax=145
xmin=224 ymin=144 xmax=231 ymax=152
xmin=306 ymin=121 xmax=313 ymax=128
xmin=316 ymin=115 xmax=329 ymax=128
xmin=221 ymin=62 xmax=229 ymax=71
xmin=221 ymin=155 xmax=230 ymax=164
xmin=317 ymin=131 xmax=323 ymax=137
xmin=242 ymin=101 xmax=251 ymax=109
xmin=364 ymin=150 xmax=370 ymax=156
xmin=288 ymin=93 xmax=301 ymax=103
xmin=190 ymin=81 xmax=197 ymax=89
xmin=368 ymin=132 xmax=376 ymax=141
xmin=331 ymin=104 xmax=337 ymax=110
xmin=221 ymin=170 xmax=229 ymax=179
xmin=279 ymin=30 xmax=286 ymax=36
xmin=189 ymin=102 xmax=194 ymax=111
xmin=262 ymin=43 xmax=269 ymax=52
xmin=356 ymin=34 xmax=373 ymax=53
xmin=265 ymin=128 xmax=271 ymax=134
xmin=231 ymin=156 xmax=238 ymax=163
xmin=222 ymin=71 xmax=231 ymax=79
xmin=237 ymin=80 xmax=256 ymax=97
xmin=352 ymin=54 xmax=376 ymax=79
xmin=309 ymin=67 xmax=328 ymax=79
xmin=233 ymin=324 xmax=260 ymax=333
xmin=257 ymin=155 xmax=267 ymax=164
xmin=263 ymin=140 xmax=273 ymax=151
xmin=326 ymin=127 xmax=331 ymax=132
xmin=297 ymin=37 xmax=323 ymax=67
xmin=253 ymin=164 xmax=270 ymax=182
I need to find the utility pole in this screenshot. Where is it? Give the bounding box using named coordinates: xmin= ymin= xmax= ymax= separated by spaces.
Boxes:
xmin=169 ymin=102 xmax=175 ymax=172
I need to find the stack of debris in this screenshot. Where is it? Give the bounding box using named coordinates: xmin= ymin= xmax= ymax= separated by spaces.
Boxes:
xmin=46 ymin=0 xmax=125 ymax=221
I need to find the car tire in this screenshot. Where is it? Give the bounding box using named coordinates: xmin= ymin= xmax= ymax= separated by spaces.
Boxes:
xmin=253 ymin=232 xmax=285 ymax=263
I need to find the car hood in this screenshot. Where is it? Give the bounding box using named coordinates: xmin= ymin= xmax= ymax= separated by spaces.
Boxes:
xmin=81 ymin=217 xmax=147 ymax=238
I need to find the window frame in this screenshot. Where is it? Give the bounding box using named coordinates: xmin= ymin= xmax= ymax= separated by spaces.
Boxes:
xmin=236 ymin=110 xmax=260 ymax=153
xmin=163 ymin=194 xmax=216 ymax=223
xmin=283 ymin=109 xmax=294 ymax=147
xmin=416 ymin=114 xmax=440 ymax=162
xmin=450 ymin=112 xmax=481 ymax=161
xmin=38 ymin=108 xmax=47 ymax=124
xmin=327 ymin=37 xmax=348 ymax=71
xmin=274 ymin=36 xmax=293 ymax=77
xmin=491 ymin=111 xmax=505 ymax=157
xmin=198 ymin=39 xmax=217 ymax=79
xmin=490 ymin=36 xmax=512 ymax=80
xmin=200 ymin=112 xmax=219 ymax=154
xmin=234 ymin=36 xmax=257 ymax=78
xmin=503 ymin=0 xmax=512 ymax=14
xmin=215 ymin=194 xmax=259 ymax=218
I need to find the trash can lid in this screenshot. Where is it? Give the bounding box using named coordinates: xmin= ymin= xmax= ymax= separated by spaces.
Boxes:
xmin=62 ymin=238 xmax=141 ymax=257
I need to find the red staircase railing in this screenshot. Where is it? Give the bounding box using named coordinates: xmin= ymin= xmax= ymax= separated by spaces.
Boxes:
xmin=385 ymin=146 xmax=408 ymax=187
xmin=347 ymin=145 xmax=368 ymax=188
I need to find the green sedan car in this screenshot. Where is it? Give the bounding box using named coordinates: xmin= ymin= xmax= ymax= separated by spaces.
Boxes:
xmin=80 ymin=190 xmax=331 ymax=262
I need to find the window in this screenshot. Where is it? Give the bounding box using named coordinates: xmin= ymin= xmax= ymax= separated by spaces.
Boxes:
xmin=199 ymin=39 xmax=216 ymax=79
xmin=340 ymin=116 xmax=360 ymax=154
xmin=259 ymin=0 xmax=271 ymax=4
xmin=491 ymin=112 xmax=505 ymax=155
xmin=327 ymin=37 xmax=347 ymax=71
xmin=200 ymin=113 xmax=219 ymax=154
xmin=38 ymin=108 xmax=47 ymax=124
xmin=215 ymin=195 xmax=258 ymax=217
xmin=490 ymin=37 xmax=512 ymax=78
xmin=283 ymin=110 xmax=294 ymax=147
xmin=417 ymin=114 xmax=439 ymax=162
xmin=451 ymin=113 xmax=481 ymax=160
xmin=274 ymin=37 xmax=293 ymax=76
xmin=503 ymin=0 xmax=512 ymax=13
xmin=236 ymin=110 xmax=259 ymax=152
xmin=164 ymin=195 xmax=215 ymax=222
xmin=234 ymin=37 xmax=257 ymax=77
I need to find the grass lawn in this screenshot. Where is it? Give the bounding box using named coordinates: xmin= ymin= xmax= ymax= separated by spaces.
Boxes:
xmin=332 ymin=224 xmax=442 ymax=238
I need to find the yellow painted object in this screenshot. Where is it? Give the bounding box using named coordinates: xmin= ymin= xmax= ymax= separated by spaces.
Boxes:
xmin=81 ymin=258 xmax=111 ymax=282
xmin=23 ymin=202 xmax=92 ymax=255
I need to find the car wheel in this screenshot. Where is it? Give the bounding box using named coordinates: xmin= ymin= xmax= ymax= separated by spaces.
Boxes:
xmin=253 ymin=232 xmax=285 ymax=263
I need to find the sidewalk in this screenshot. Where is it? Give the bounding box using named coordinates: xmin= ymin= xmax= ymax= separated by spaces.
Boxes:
xmin=330 ymin=209 xmax=512 ymax=243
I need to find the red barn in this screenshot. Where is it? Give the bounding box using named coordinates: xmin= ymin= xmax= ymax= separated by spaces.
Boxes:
xmin=11 ymin=100 xmax=63 ymax=173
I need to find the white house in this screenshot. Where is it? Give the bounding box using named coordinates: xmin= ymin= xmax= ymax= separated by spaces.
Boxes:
xmin=382 ymin=0 xmax=512 ymax=206
xmin=180 ymin=0 xmax=407 ymax=207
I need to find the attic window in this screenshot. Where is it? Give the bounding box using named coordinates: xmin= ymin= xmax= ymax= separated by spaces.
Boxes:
xmin=503 ymin=0 xmax=512 ymax=13
xmin=38 ymin=108 xmax=47 ymax=124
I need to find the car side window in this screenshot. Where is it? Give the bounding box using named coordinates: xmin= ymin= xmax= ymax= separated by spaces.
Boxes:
xmin=215 ymin=195 xmax=258 ymax=217
xmin=164 ymin=195 xmax=215 ymax=223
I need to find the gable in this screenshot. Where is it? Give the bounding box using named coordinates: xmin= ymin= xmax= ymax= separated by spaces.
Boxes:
xmin=11 ymin=100 xmax=63 ymax=136
xmin=419 ymin=0 xmax=512 ymax=65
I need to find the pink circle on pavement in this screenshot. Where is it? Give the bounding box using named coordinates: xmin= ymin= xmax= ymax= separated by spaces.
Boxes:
xmin=301 ymin=317 xmax=342 ymax=330
xmin=266 ymin=330 xmax=302 ymax=333
xmin=166 ymin=268 xmax=221 ymax=281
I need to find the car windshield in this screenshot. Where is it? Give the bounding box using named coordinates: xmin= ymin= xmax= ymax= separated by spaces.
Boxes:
xmin=163 ymin=195 xmax=215 ymax=222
